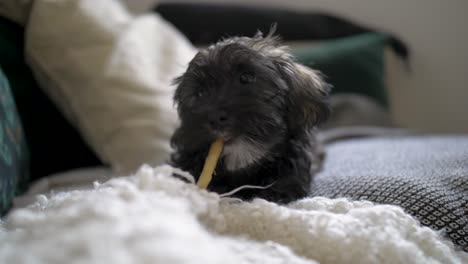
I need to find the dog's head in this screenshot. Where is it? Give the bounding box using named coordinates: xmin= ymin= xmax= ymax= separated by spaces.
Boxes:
xmin=172 ymin=29 xmax=330 ymax=171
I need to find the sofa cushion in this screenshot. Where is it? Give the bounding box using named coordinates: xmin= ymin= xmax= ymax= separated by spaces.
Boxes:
xmin=293 ymin=33 xmax=391 ymax=107
xmin=24 ymin=0 xmax=196 ymax=174
xmin=0 ymin=66 xmax=29 ymax=215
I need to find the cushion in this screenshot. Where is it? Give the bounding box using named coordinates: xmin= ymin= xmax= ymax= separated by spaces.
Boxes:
xmin=23 ymin=0 xmax=196 ymax=174
xmin=0 ymin=16 xmax=102 ymax=180
xmin=311 ymin=136 xmax=468 ymax=251
xmin=318 ymin=94 xmax=393 ymax=129
xmin=0 ymin=66 xmax=29 ymax=215
xmin=292 ymin=33 xmax=391 ymax=107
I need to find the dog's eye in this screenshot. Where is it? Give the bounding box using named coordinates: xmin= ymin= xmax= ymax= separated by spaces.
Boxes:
xmin=239 ymin=72 xmax=256 ymax=84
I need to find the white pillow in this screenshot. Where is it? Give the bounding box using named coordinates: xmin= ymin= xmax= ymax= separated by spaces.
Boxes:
xmin=24 ymin=0 xmax=197 ymax=173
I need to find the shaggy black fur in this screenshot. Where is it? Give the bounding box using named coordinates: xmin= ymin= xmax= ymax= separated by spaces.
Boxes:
xmin=170 ymin=29 xmax=330 ymax=203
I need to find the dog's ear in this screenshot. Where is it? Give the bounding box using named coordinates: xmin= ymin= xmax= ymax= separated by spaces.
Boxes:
xmin=276 ymin=61 xmax=331 ymax=133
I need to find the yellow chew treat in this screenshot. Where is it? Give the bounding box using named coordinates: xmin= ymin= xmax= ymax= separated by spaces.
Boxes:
xmin=197 ymin=138 xmax=224 ymax=189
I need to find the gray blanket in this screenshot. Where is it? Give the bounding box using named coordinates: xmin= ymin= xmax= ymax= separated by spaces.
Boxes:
xmin=312 ymin=134 xmax=468 ymax=251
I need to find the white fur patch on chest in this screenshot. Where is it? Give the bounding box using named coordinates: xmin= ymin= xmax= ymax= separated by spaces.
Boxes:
xmin=222 ymin=138 xmax=267 ymax=171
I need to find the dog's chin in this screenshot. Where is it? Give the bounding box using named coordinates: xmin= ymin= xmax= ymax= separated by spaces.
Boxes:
xmin=221 ymin=137 xmax=270 ymax=172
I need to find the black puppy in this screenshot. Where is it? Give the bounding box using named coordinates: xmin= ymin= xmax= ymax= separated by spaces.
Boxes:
xmin=170 ymin=29 xmax=330 ymax=203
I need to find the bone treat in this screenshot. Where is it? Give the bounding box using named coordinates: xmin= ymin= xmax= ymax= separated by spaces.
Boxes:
xmin=197 ymin=138 xmax=224 ymax=189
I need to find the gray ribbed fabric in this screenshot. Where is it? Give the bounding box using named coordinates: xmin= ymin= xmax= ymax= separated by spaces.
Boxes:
xmin=311 ymin=136 xmax=468 ymax=251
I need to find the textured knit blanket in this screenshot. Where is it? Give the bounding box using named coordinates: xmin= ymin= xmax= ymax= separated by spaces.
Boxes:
xmin=1 ymin=165 xmax=466 ymax=264
xmin=311 ymin=135 xmax=468 ymax=252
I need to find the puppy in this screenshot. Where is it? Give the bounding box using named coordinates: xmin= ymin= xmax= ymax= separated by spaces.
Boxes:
xmin=170 ymin=29 xmax=330 ymax=203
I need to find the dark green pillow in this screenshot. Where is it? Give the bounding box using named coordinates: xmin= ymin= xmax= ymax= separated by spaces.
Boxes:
xmin=0 ymin=16 xmax=102 ymax=182
xmin=292 ymin=33 xmax=390 ymax=107
xmin=0 ymin=67 xmax=29 ymax=215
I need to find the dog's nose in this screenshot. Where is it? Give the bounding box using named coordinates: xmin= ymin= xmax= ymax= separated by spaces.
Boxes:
xmin=208 ymin=110 xmax=229 ymax=130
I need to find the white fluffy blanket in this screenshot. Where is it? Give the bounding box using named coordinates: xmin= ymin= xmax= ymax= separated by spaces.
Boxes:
xmin=1 ymin=166 xmax=466 ymax=264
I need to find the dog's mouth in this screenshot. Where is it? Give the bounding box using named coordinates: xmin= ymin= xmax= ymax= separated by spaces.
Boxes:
xmin=211 ymin=130 xmax=235 ymax=145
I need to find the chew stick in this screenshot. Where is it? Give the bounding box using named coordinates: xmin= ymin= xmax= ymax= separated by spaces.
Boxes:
xmin=197 ymin=138 xmax=224 ymax=189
